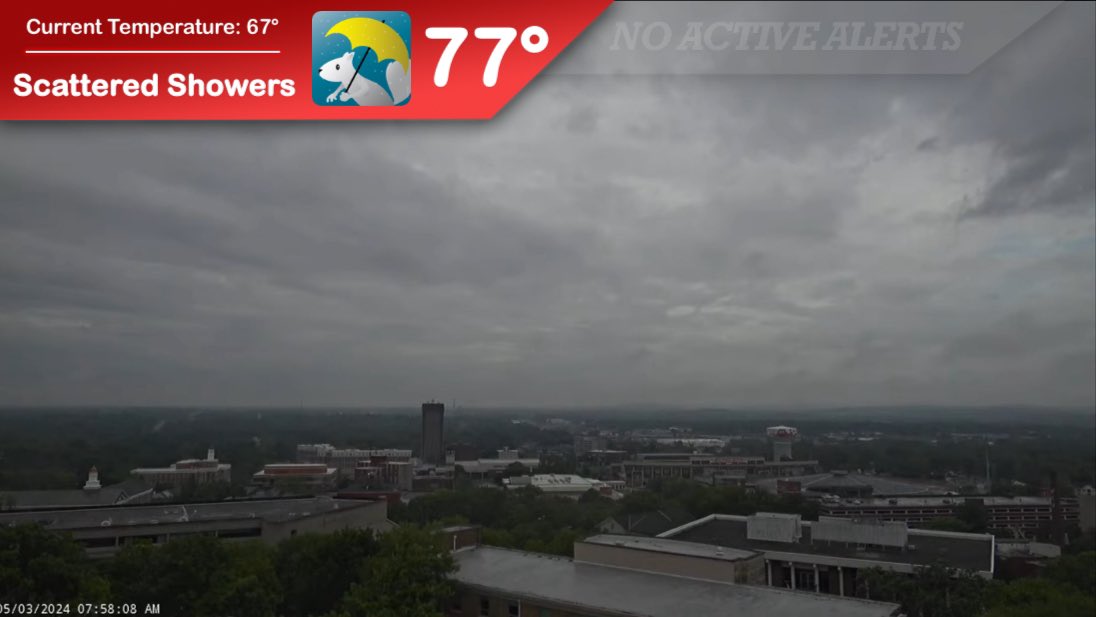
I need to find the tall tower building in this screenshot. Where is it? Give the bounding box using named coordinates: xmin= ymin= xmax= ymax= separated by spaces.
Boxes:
xmin=421 ymin=401 xmax=446 ymax=466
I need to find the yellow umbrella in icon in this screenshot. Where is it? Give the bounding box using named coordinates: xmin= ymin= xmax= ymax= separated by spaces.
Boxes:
xmin=325 ymin=17 xmax=409 ymax=94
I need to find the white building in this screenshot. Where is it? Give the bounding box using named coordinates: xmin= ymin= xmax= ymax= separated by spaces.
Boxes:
xmin=131 ymin=449 xmax=232 ymax=488
xmin=504 ymin=474 xmax=623 ymax=499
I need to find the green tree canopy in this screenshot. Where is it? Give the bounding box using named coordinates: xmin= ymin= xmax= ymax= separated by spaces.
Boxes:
xmin=109 ymin=535 xmax=281 ymax=617
xmin=274 ymin=529 xmax=381 ymax=617
xmin=0 ymin=524 xmax=109 ymax=603
xmin=330 ymin=525 xmax=456 ymax=617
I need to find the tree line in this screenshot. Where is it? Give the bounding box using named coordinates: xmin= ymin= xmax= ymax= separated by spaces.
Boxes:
xmin=858 ymin=552 xmax=1095 ymax=617
xmin=0 ymin=524 xmax=455 ymax=617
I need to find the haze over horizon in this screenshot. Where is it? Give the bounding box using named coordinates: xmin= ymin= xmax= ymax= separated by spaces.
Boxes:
xmin=1 ymin=3 xmax=1093 ymax=409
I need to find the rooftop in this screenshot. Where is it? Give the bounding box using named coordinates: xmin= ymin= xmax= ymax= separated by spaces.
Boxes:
xmin=0 ymin=497 xmax=370 ymax=531
xmin=581 ymin=534 xmax=756 ymax=562
xmin=659 ymin=514 xmax=994 ymax=574
xmin=132 ymin=463 xmax=230 ymax=474
xmin=453 ymin=546 xmax=900 ymax=617
xmin=600 ymin=506 xmax=694 ymax=536
xmin=755 ymin=472 xmax=947 ymax=496
xmin=0 ymin=479 xmax=154 ymax=511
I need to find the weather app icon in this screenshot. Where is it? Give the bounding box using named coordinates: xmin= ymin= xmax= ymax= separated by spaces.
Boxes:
xmin=312 ymin=11 xmax=411 ymax=106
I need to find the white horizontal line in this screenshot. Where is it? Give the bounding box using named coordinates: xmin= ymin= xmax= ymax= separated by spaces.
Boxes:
xmin=26 ymin=50 xmax=280 ymax=55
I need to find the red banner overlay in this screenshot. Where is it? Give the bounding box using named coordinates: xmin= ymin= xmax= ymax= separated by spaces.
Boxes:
xmin=0 ymin=1 xmax=612 ymax=120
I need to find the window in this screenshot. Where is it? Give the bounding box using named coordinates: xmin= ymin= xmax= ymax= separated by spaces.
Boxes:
xmin=539 ymin=609 xmax=551 ymax=617
xmin=508 ymin=602 xmax=519 ymax=617
xmin=217 ymin=527 xmax=262 ymax=539
xmin=479 ymin=597 xmax=489 ymax=617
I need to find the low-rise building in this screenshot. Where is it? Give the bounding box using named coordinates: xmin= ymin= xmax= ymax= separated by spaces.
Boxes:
xmin=818 ymin=495 xmax=1080 ymax=535
xmin=656 ymin=512 xmax=995 ymax=597
xmin=1 ymin=468 xmax=156 ymax=511
xmin=454 ymin=451 xmax=541 ymax=479
xmin=354 ymin=460 xmax=414 ymax=491
xmin=755 ymin=470 xmax=948 ymax=499
xmin=0 ymin=496 xmax=392 ymax=557
xmin=614 ymin=454 xmax=820 ymax=489
xmin=503 ymin=474 xmax=623 ymax=499
xmin=295 ymin=444 xmax=413 ymax=479
xmin=131 ymin=449 xmax=231 ymax=489
xmin=252 ymin=463 xmax=337 ymax=489
xmin=449 ymin=543 xmax=901 ymax=617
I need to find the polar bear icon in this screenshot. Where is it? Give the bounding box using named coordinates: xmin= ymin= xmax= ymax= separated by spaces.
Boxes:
xmin=318 ymin=50 xmax=410 ymax=106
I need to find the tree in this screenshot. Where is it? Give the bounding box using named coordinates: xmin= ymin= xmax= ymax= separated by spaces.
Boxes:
xmin=924 ymin=517 xmax=974 ymax=533
xmin=858 ymin=564 xmax=993 ymax=617
xmin=985 ymin=578 xmax=1096 ymax=617
xmin=331 ymin=525 xmax=456 ymax=617
xmin=275 ymin=530 xmax=381 ymax=617
xmin=501 ymin=462 xmax=530 ymax=479
xmin=109 ymin=535 xmax=281 ymax=617
xmin=957 ymin=500 xmax=989 ymax=533
xmin=1042 ymin=551 xmax=1096 ymax=595
xmin=0 ymin=524 xmax=110 ymax=603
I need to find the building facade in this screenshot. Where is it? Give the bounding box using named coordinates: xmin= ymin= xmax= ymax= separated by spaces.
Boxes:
xmin=818 ymin=495 xmax=1081 ymax=535
xmin=130 ymin=449 xmax=231 ymax=488
xmin=252 ymin=463 xmax=337 ymax=488
xmin=448 ymin=542 xmax=901 ymax=617
xmin=656 ymin=512 xmax=994 ymax=598
xmin=295 ymin=444 xmax=413 ymax=479
xmin=503 ymin=474 xmax=623 ymax=499
xmin=574 ymin=434 xmax=609 ymax=457
xmin=421 ymin=401 xmax=446 ymax=466
xmin=614 ymin=454 xmax=820 ymax=489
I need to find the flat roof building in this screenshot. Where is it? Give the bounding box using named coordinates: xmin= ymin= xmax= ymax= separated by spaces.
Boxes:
xmin=819 ymin=495 xmax=1080 ymax=535
xmin=295 ymin=444 xmax=413 ymax=479
xmin=1 ymin=468 xmax=156 ymax=512
xmin=656 ymin=512 xmax=994 ymax=598
xmin=755 ymin=470 xmax=949 ymax=499
xmin=503 ymin=474 xmax=623 ymax=499
xmin=252 ymin=463 xmax=337 ymax=488
xmin=614 ymin=455 xmax=820 ymax=489
xmin=450 ymin=544 xmax=901 ymax=617
xmin=131 ymin=449 xmax=231 ymax=488
xmin=0 ymin=496 xmax=392 ymax=557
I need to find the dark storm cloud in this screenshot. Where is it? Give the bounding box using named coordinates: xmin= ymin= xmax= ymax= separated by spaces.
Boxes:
xmin=0 ymin=2 xmax=1093 ymax=407
xmin=951 ymin=2 xmax=1096 ymax=218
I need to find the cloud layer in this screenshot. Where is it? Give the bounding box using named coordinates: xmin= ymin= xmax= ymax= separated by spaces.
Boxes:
xmin=1 ymin=3 xmax=1093 ymax=407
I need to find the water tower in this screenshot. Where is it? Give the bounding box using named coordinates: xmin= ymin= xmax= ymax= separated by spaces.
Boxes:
xmin=766 ymin=426 xmax=798 ymax=462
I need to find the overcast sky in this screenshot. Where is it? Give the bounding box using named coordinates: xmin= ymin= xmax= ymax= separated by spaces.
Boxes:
xmin=1 ymin=3 xmax=1093 ymax=408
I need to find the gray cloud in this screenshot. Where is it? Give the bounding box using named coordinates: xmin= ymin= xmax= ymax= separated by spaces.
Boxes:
xmin=0 ymin=3 xmax=1093 ymax=408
